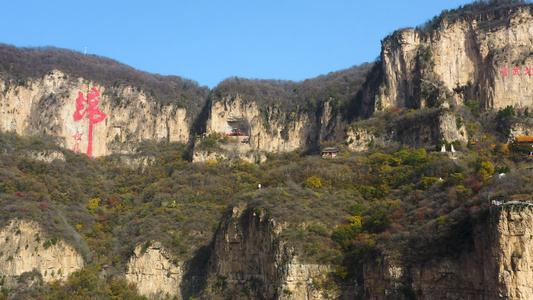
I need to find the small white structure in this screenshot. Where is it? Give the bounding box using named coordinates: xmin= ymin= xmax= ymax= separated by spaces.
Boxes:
xmin=451 ymin=145 xmax=456 ymax=153
xmin=441 ymin=145 xmax=446 ymax=152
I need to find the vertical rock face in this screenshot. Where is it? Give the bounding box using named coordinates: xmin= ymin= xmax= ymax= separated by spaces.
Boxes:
xmin=0 ymin=70 xmax=193 ymax=157
xmin=282 ymin=263 xmax=334 ymax=300
xmin=206 ymin=96 xmax=314 ymax=152
xmin=494 ymin=209 xmax=533 ymax=299
xmin=196 ymin=95 xmax=344 ymax=162
xmin=207 ymin=206 xmax=335 ymax=300
xmin=380 ymin=28 xmax=421 ymax=109
xmin=126 ymin=242 xmax=183 ymax=299
xmin=208 ymin=206 xmax=282 ymax=298
xmin=361 ymin=209 xmax=533 ymax=299
xmin=0 ymin=219 xmax=84 ymax=285
xmin=377 ymin=7 xmax=533 ymax=112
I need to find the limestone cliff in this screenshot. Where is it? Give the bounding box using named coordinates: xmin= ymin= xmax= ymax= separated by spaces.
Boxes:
xmin=126 ymin=203 xmax=533 ymax=300
xmin=360 ymin=208 xmax=533 ymax=299
xmin=126 ymin=242 xmax=183 ymax=299
xmin=281 ymin=263 xmax=335 ymax=300
xmin=0 ymin=69 xmax=196 ymax=157
xmin=375 ymin=5 xmax=533 ymax=112
xmin=123 ymin=205 xmax=336 ymax=300
xmin=206 ymin=95 xmax=310 ymax=153
xmin=0 ymin=219 xmax=84 ymax=286
xmin=494 ymin=208 xmax=533 ymax=298
xmin=5 ymin=5 xmax=533 ymax=159
xmin=194 ymin=93 xmax=344 ymax=162
xmin=205 ymin=205 xmax=336 ymax=300
xmin=0 ymin=45 xmax=362 ymax=160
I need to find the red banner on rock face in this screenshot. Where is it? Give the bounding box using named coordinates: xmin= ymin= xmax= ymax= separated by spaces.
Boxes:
xmin=73 ymin=87 xmax=106 ymax=156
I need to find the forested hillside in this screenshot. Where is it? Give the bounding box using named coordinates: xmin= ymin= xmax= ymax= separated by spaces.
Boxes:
xmin=213 ymin=63 xmax=373 ymax=119
xmin=0 ymin=120 xmax=531 ymax=298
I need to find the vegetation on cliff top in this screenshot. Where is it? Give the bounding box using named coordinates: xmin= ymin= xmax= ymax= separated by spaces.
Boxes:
xmin=212 ymin=62 xmax=374 ymax=119
xmin=415 ymin=0 xmax=533 ymax=34
xmin=0 ymin=44 xmax=209 ymax=116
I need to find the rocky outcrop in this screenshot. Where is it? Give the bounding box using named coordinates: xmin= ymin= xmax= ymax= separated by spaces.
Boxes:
xmin=207 ymin=206 xmax=283 ymax=298
xmin=0 ymin=70 xmax=193 ymax=157
xmin=375 ymin=6 xmax=533 ymax=113
xmin=5 ymin=6 xmax=533 ymax=159
xmin=192 ymin=136 xmax=267 ymax=164
xmin=197 ymin=95 xmax=344 ymax=162
xmin=126 ymin=242 xmax=183 ymax=299
xmin=281 ymin=263 xmax=335 ymax=300
xmin=0 ymin=67 xmax=349 ymax=161
xmin=510 ymin=120 xmax=533 ymax=142
xmin=206 ymin=205 xmax=335 ymax=300
xmin=206 ymin=96 xmax=312 ymax=152
xmin=345 ymin=108 xmax=467 ymax=151
xmin=0 ymin=219 xmax=84 ymax=286
xmin=492 ymin=208 xmax=533 ymax=298
xmin=361 ymin=208 xmax=533 ymax=299
xmin=438 ymin=104 xmax=469 ymax=144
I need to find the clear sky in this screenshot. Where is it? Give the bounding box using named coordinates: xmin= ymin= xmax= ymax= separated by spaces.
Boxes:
xmin=1 ymin=1 xmax=473 ymax=88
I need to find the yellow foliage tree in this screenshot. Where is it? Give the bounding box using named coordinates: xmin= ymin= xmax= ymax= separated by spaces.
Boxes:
xmin=349 ymin=216 xmax=362 ymax=228
xmin=305 ymin=176 xmax=322 ymax=189
xmin=480 ymin=161 xmax=494 ymax=176
xmin=87 ymin=198 xmax=100 ymax=213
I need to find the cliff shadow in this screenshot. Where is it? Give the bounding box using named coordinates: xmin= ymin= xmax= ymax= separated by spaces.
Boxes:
xmin=184 ymin=93 xmax=212 ymax=161
xmin=197 ymin=205 xmax=283 ymax=299
xmin=179 ymin=241 xmax=212 ymax=299
xmin=344 ymin=60 xmax=383 ymax=122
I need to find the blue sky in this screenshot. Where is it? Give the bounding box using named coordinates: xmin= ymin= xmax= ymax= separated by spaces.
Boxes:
xmin=1 ymin=1 xmax=473 ymax=88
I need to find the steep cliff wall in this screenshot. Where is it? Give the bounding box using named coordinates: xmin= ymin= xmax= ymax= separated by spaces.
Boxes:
xmin=0 ymin=219 xmax=84 ymax=286
xmin=491 ymin=208 xmax=533 ymax=299
xmin=376 ymin=6 xmax=533 ymax=113
xmin=281 ymin=263 xmax=335 ymax=300
xmin=193 ymin=93 xmax=345 ymax=162
xmin=126 ymin=242 xmax=183 ymax=299
xmin=361 ymin=208 xmax=533 ymax=299
xmin=206 ymin=205 xmax=336 ymax=300
xmin=6 ymin=7 xmax=533 ymax=158
xmin=0 ymin=69 xmax=200 ymax=157
xmin=204 ymin=95 xmax=339 ymax=152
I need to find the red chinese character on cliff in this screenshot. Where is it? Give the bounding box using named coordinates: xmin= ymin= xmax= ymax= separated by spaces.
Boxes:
xmin=501 ymin=67 xmax=508 ymax=77
xmin=512 ymin=66 xmax=521 ymax=76
xmin=525 ymin=66 xmax=533 ymax=76
xmin=74 ymin=87 xmax=106 ymax=156
xmin=72 ymin=131 xmax=83 ymax=153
